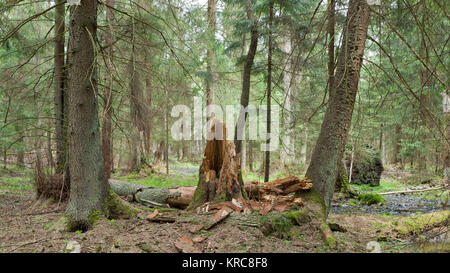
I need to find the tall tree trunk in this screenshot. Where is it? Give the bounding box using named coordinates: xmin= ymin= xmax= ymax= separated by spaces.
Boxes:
xmin=444 ymin=92 xmax=450 ymax=183
xmin=101 ymin=0 xmax=114 ymax=179
xmin=327 ymin=0 xmax=335 ymax=96
xmin=165 ymin=83 xmax=169 ymax=175
xmin=393 ymin=124 xmax=401 ymax=165
xmin=303 ymin=0 xmax=370 ymax=216
xmin=128 ymin=18 xmax=143 ymax=173
xmin=240 ymin=34 xmax=248 ymax=171
xmin=54 ymin=0 xmax=66 ymax=173
xmin=264 ymin=4 xmax=273 ymax=182
xmin=65 ymin=0 xmax=111 ymax=230
xmin=234 ymin=0 xmax=258 ymax=188
xmin=379 ymin=123 xmax=386 ymax=165
xmin=143 ymin=51 xmax=152 ymax=161
xmin=206 ymin=0 xmax=216 ymax=119
xmin=417 ymin=0 xmax=431 ymax=172
xmin=280 ymin=32 xmax=295 ymax=166
xmin=300 ymin=128 xmax=308 ymax=168
xmin=15 ymin=123 xmax=24 ymax=167
xmin=248 ymin=140 xmax=254 ymax=172
xmin=47 ymin=131 xmax=55 ymax=169
xmin=33 ymin=0 xmax=43 ymax=174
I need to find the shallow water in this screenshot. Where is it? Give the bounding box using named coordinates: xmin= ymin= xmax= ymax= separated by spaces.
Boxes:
xmin=331 ymin=193 xmax=446 ymax=215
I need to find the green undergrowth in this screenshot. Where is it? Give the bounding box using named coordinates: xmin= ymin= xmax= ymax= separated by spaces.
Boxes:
xmin=351 ymin=178 xmax=405 ymax=194
xmin=114 ymin=172 xmax=198 ymax=188
xmin=374 ymin=210 xmax=449 ymax=236
xmin=400 ymin=173 xmax=443 ymax=186
xmin=242 ymin=169 xmax=304 ymax=183
xmin=0 ymin=167 xmax=34 ymax=195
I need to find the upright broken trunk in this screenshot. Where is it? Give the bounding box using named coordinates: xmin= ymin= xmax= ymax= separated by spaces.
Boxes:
xmin=189 ymin=119 xmax=244 ymax=209
xmin=303 ymin=0 xmax=370 ymax=216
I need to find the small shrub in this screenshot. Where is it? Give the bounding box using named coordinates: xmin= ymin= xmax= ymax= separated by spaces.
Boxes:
xmin=358 ymin=193 xmax=385 ymax=206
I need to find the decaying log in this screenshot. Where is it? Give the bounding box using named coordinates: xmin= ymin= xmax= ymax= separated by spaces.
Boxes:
xmin=108 ymin=179 xmax=194 ymax=209
xmin=244 ymin=176 xmax=312 ymax=200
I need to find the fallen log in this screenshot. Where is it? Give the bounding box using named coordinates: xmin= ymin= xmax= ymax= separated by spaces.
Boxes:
xmin=108 ymin=179 xmax=194 ymax=209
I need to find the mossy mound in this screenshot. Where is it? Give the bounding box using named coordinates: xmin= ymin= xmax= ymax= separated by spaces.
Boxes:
xmin=260 ymin=209 xmax=310 ymax=239
xmin=358 ymin=193 xmax=385 ymax=206
xmin=346 ymin=145 xmax=383 ymax=187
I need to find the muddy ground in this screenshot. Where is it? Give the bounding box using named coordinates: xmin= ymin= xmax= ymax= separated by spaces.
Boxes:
xmin=0 ymin=168 xmax=448 ymax=253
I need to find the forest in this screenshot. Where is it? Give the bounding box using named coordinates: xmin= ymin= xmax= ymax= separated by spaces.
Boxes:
xmin=0 ymin=0 xmax=448 ymax=254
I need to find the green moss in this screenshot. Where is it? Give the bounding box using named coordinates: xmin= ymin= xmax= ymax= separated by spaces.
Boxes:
xmin=260 ymin=212 xmax=295 ymax=239
xmin=50 ymin=214 xmax=72 ymax=232
xmin=320 ymin=223 xmax=337 ymax=248
xmin=326 ymin=236 xmax=337 ymax=248
xmin=301 ymin=188 xmax=327 ymax=216
xmin=358 ymin=193 xmax=385 ymax=206
xmin=284 ymin=210 xmax=310 ymax=225
xmin=105 ymin=190 xmax=140 ymax=219
xmin=88 ymin=210 xmax=103 ymax=226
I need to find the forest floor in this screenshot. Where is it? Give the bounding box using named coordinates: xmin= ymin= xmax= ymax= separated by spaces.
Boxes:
xmin=0 ymin=164 xmax=448 ymax=253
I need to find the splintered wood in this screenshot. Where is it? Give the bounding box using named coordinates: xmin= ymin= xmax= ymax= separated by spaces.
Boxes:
xmin=245 ymin=176 xmax=312 ymax=200
xmin=189 ymin=118 xmax=243 ymax=209
xmin=190 ymin=176 xmax=311 ymax=220
xmin=145 ymin=209 xmax=176 ymax=223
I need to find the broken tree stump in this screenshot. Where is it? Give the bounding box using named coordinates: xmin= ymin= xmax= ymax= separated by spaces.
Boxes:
xmin=188 ymin=118 xmax=244 ymax=209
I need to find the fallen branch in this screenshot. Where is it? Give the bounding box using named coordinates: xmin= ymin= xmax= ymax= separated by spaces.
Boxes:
xmin=379 ymin=186 xmax=446 ymax=195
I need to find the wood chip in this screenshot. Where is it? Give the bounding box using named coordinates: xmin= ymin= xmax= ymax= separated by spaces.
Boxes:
xmin=273 ymin=201 xmax=289 ymax=212
xmin=173 ymin=236 xmax=200 ymax=253
xmin=146 ymin=209 xmax=159 ymax=220
xmin=146 ymin=210 xmax=176 ymax=223
xmin=192 ymin=236 xmax=205 ymax=243
xmin=205 ymin=206 xmax=233 ymax=229
xmin=187 ymin=224 xmax=205 ymax=233
xmin=259 ymin=202 xmax=273 ymax=216
xmin=231 ymin=198 xmax=244 ymax=213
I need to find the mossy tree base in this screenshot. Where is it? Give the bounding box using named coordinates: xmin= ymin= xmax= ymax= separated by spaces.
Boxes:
xmin=65 ymin=190 xmax=140 ymax=232
xmin=296 ymin=189 xmax=337 ymax=248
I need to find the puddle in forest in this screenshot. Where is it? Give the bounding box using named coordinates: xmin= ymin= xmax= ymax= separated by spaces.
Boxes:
xmin=331 ymin=193 xmax=447 ymax=215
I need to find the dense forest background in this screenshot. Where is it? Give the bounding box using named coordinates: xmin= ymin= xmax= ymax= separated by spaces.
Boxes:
xmin=1 ymin=0 xmax=447 ymax=178
xmin=0 ymin=0 xmax=448 ymax=247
